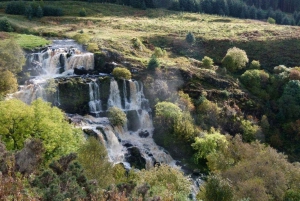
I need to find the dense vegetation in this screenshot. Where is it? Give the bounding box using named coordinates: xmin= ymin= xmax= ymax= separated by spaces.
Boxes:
xmin=1 ymin=1 xmax=300 ymax=200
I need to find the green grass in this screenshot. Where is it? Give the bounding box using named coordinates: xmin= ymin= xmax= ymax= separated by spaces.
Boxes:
xmin=12 ymin=34 xmax=50 ymax=50
xmin=0 ymin=2 xmax=299 ymax=68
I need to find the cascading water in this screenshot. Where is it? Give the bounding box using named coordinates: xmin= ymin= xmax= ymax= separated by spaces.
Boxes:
xmin=88 ymin=80 xmax=102 ymax=116
xmin=108 ymin=79 xmax=122 ymax=109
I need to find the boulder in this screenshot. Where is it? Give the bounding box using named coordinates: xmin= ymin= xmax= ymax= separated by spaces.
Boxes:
xmin=74 ymin=66 xmax=88 ymax=75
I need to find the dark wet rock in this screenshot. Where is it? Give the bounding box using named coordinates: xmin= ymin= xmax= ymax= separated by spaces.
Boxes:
xmin=139 ymin=130 xmax=149 ymax=138
xmin=125 ymin=147 xmax=146 ymax=169
xmin=123 ymin=142 xmax=133 ymax=148
xmin=126 ymin=110 xmax=141 ymax=132
xmin=74 ymin=66 xmax=88 ymax=75
xmin=83 ymin=129 xmax=99 ymax=139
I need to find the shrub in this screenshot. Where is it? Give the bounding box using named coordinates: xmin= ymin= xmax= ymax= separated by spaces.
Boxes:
xmin=249 ymin=60 xmax=261 ymax=69
xmin=186 ymin=32 xmax=195 ymax=44
xmin=202 ymin=56 xmax=214 ymax=69
xmin=132 ymin=37 xmax=143 ymax=50
xmin=73 ymin=33 xmax=90 ymax=44
xmin=79 ymin=8 xmax=87 ymax=17
xmin=87 ymin=43 xmax=99 ymax=52
xmin=222 ymin=47 xmax=249 ymax=72
xmin=112 ymin=67 xmax=132 ymax=80
xmin=108 ymin=106 xmax=127 ymax=127
xmin=147 ymin=56 xmax=159 ymax=71
xmin=0 ymin=18 xmax=13 ymax=32
xmin=152 ymin=47 xmax=166 ymax=58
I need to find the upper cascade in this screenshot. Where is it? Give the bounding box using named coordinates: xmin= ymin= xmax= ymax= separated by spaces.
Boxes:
xmin=25 ymin=39 xmax=94 ymax=76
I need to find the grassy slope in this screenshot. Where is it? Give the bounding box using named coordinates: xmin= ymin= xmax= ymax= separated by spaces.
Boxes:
xmin=0 ymin=1 xmax=299 ymax=69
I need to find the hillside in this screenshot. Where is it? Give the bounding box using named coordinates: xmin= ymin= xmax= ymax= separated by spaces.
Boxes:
xmin=1 ymin=2 xmax=300 ymax=201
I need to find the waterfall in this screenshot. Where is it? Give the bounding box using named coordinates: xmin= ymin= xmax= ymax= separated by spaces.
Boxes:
xmin=10 ymin=82 xmax=46 ymax=104
xmin=123 ymin=80 xmax=130 ymax=110
xmin=88 ymin=80 xmax=102 ymax=116
xmin=25 ymin=40 xmax=94 ymax=77
xmin=108 ymin=79 xmax=122 ymax=109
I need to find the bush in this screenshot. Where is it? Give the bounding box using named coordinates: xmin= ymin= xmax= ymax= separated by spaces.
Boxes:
xmin=202 ymin=56 xmax=214 ymax=68
xmin=132 ymin=37 xmax=143 ymax=50
xmin=249 ymin=60 xmax=261 ymax=69
xmin=112 ymin=67 xmax=132 ymax=80
xmin=87 ymin=43 xmax=99 ymax=52
xmin=73 ymin=33 xmax=90 ymax=44
xmin=152 ymin=47 xmax=166 ymax=58
xmin=108 ymin=106 xmax=127 ymax=127
xmin=79 ymin=8 xmax=87 ymax=17
xmin=186 ymin=32 xmax=195 ymax=44
xmin=222 ymin=47 xmax=249 ymax=72
xmin=0 ymin=18 xmax=13 ymax=32
xmin=147 ymin=56 xmax=159 ymax=71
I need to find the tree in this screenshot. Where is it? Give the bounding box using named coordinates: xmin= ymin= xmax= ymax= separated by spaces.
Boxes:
xmin=267 ymin=17 xmax=276 ymax=24
xmin=112 ymin=67 xmax=132 ymax=80
xmin=0 ymin=39 xmax=25 ymax=74
xmin=0 ymin=70 xmax=18 ymax=99
xmin=192 ymin=129 xmax=227 ymax=163
xmin=25 ymin=5 xmax=33 ymax=20
xmin=278 ymin=80 xmax=300 ymax=120
xmin=0 ymin=99 xmax=83 ymax=162
xmin=222 ymin=47 xmax=249 ymax=72
xmin=185 ymin=31 xmax=195 ymax=44
xmin=107 ymin=106 xmax=127 ymax=127
xmin=197 ymin=174 xmax=233 ymax=201
xmin=77 ymin=137 xmax=114 ymax=188
xmin=36 ymin=5 xmax=43 ymax=18
xmin=137 ymin=164 xmax=191 ymax=200
xmin=155 ymin=101 xmax=182 ymax=125
xmin=147 ymin=56 xmax=159 ymax=71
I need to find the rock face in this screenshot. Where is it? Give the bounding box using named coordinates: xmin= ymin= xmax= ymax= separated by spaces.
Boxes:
xmin=15 ymin=139 xmax=44 ymax=175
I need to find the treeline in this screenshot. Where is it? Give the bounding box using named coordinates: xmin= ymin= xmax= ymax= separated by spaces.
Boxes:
xmin=4 ymin=0 xmax=300 ymax=26
xmin=80 ymin=0 xmax=300 ymax=26
xmin=241 ymin=0 xmax=300 ymax=13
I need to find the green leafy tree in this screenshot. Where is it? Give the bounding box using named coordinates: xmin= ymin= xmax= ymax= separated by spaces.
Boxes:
xmin=0 ymin=99 xmax=83 ymax=162
xmin=267 ymin=17 xmax=276 ymax=24
xmin=77 ymin=137 xmax=114 ymax=188
xmin=155 ymin=101 xmax=182 ymax=125
xmin=108 ymin=106 xmax=127 ymax=127
xmin=0 ymin=70 xmax=18 ymax=99
xmin=137 ymin=164 xmax=191 ymax=200
xmin=197 ymin=174 xmax=233 ymax=201
xmin=0 ymin=39 xmax=25 ymax=74
xmin=112 ymin=67 xmax=132 ymax=80
xmin=192 ymin=129 xmax=227 ymax=163
xmin=222 ymin=47 xmax=249 ymax=72
xmin=185 ymin=32 xmax=195 ymax=44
